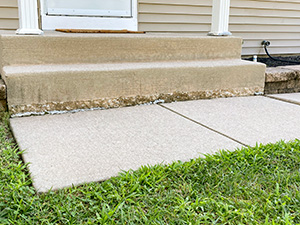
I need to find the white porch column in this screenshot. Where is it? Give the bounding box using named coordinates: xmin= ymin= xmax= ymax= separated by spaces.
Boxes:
xmin=208 ymin=0 xmax=231 ymax=36
xmin=16 ymin=0 xmax=43 ymax=35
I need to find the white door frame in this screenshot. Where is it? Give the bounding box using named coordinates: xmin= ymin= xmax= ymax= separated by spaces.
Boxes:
xmin=39 ymin=0 xmax=138 ymax=31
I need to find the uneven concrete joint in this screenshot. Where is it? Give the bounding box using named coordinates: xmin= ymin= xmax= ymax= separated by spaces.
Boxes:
xmin=10 ymin=87 xmax=263 ymax=116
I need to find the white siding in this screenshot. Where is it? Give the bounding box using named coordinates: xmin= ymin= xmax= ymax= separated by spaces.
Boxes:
xmin=139 ymin=0 xmax=300 ymax=56
xmin=231 ymin=0 xmax=300 ymax=55
xmin=0 ymin=0 xmax=18 ymax=30
xmin=1 ymin=0 xmax=300 ymax=55
xmin=138 ymin=0 xmax=212 ymax=34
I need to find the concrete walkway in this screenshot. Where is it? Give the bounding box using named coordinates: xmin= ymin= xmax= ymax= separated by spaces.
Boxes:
xmin=10 ymin=94 xmax=300 ymax=192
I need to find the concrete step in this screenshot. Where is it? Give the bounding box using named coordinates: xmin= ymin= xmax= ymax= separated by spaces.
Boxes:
xmin=2 ymin=59 xmax=266 ymax=115
xmin=0 ymin=32 xmax=242 ymax=68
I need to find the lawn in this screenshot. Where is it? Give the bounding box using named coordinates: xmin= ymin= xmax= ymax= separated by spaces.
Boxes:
xmin=1 ymin=112 xmax=300 ymax=224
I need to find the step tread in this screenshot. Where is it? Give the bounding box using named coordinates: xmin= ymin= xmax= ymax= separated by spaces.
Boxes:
xmin=0 ymin=32 xmax=242 ymax=66
xmin=3 ymin=59 xmax=260 ymax=75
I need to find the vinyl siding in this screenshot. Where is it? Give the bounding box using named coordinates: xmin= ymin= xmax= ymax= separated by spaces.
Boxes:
xmin=231 ymin=0 xmax=300 ymax=55
xmin=139 ymin=0 xmax=300 ymax=56
xmin=138 ymin=0 xmax=212 ymax=34
xmin=1 ymin=0 xmax=300 ymax=55
xmin=0 ymin=0 xmax=18 ymax=30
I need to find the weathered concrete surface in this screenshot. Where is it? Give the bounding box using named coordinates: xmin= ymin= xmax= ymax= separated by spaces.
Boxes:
xmin=267 ymin=93 xmax=300 ymax=105
xmin=9 ymin=87 xmax=263 ymax=116
xmin=10 ymin=104 xmax=242 ymax=192
xmin=0 ymin=32 xmax=242 ymax=68
xmin=280 ymin=65 xmax=300 ymax=72
xmin=0 ymin=31 xmax=266 ymax=114
xmin=163 ymin=96 xmax=300 ymax=146
xmin=3 ymin=60 xmax=265 ymax=114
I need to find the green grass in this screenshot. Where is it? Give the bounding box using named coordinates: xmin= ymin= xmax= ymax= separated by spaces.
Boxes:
xmin=1 ymin=112 xmax=300 ymax=224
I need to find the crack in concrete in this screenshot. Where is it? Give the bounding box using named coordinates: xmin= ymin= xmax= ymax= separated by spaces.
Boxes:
xmin=158 ymin=104 xmax=249 ymax=148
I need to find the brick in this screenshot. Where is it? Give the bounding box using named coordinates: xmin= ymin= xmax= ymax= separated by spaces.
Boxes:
xmin=294 ymin=80 xmax=300 ymax=88
xmin=264 ymin=89 xmax=279 ymax=94
xmin=286 ymin=80 xmax=297 ymax=89
xmin=265 ymin=81 xmax=287 ymax=90
xmin=265 ymin=67 xmax=298 ymax=82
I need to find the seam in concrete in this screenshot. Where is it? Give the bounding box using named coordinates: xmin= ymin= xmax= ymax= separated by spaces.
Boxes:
xmin=264 ymin=95 xmax=300 ymax=107
xmin=158 ymin=104 xmax=248 ymax=147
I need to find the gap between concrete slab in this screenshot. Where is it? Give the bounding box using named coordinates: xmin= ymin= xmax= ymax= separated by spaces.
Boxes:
xmin=265 ymin=95 xmax=300 ymax=107
xmin=158 ymin=104 xmax=248 ymax=147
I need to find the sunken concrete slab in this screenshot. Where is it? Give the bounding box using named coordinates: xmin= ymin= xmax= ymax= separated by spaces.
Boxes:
xmin=162 ymin=96 xmax=300 ymax=146
xmin=267 ymin=93 xmax=300 ymax=105
xmin=10 ymin=104 xmax=241 ymax=192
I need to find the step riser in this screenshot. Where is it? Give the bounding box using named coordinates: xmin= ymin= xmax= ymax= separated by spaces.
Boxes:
xmin=4 ymin=61 xmax=265 ymax=115
xmin=0 ymin=35 xmax=242 ymax=67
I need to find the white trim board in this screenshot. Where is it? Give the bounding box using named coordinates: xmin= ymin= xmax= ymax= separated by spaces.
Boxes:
xmin=40 ymin=0 xmax=138 ymax=31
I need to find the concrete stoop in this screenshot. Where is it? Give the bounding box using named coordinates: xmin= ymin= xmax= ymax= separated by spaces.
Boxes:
xmin=0 ymin=32 xmax=266 ymax=114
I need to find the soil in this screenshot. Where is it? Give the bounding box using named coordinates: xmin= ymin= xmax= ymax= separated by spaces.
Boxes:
xmin=243 ymin=55 xmax=300 ymax=67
